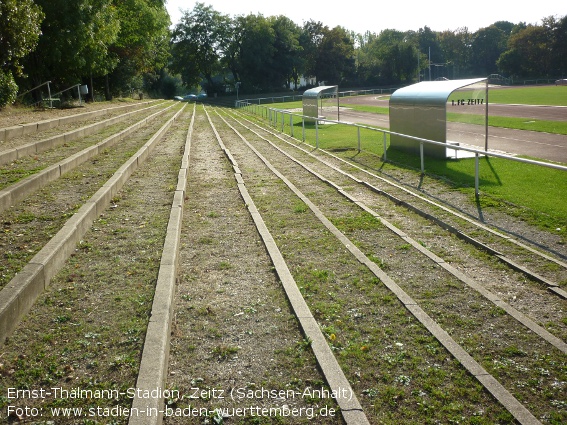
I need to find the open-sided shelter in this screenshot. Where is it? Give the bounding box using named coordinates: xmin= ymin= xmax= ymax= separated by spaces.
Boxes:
xmin=302 ymin=86 xmax=338 ymax=123
xmin=389 ymin=78 xmax=488 ymax=158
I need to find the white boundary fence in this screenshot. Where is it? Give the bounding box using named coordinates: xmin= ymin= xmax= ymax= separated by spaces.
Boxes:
xmin=235 ymin=99 xmax=567 ymax=197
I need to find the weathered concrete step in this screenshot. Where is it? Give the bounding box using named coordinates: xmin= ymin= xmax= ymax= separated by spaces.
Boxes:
xmin=0 ymin=102 xmax=167 ymax=166
xmin=0 ymin=104 xmax=186 ymax=346
xmin=0 ymin=104 xmax=176 ymax=213
xmin=0 ymin=100 xmax=159 ymax=143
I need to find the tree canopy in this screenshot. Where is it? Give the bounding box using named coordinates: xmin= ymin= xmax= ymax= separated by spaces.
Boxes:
xmin=0 ymin=0 xmax=44 ymax=106
xmin=1 ymin=2 xmax=565 ymax=108
xmin=4 ymin=0 xmax=172 ymax=105
xmin=169 ymin=7 xmax=566 ymax=96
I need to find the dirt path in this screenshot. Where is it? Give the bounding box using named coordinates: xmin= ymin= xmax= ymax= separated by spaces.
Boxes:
xmin=165 ymin=108 xmax=341 ymax=424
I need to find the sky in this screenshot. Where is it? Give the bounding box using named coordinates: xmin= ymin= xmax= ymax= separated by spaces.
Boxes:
xmin=165 ymin=0 xmax=565 ymax=34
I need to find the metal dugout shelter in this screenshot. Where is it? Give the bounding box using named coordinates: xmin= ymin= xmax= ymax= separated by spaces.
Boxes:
xmin=303 ymin=86 xmax=339 ymax=123
xmin=389 ymin=78 xmax=488 ymax=158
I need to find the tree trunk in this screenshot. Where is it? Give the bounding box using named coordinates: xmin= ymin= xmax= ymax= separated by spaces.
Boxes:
xmin=105 ymin=74 xmax=112 ymax=101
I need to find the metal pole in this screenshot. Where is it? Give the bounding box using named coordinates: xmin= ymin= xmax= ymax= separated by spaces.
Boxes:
xmin=485 ymin=79 xmax=489 ymax=151
xmin=302 ymin=118 xmax=305 ymax=142
xmin=47 ymin=81 xmax=52 ymax=108
xmin=316 ymin=120 xmax=319 ymax=149
xmin=357 ymin=127 xmax=361 ymax=152
xmin=475 ymin=153 xmax=480 ymax=196
xmin=383 ymin=132 xmax=388 ymax=161
xmin=420 ymin=142 xmax=425 ymax=173
xmin=337 ymin=89 xmax=340 ymax=122
xmin=290 ymin=114 xmax=294 ymax=138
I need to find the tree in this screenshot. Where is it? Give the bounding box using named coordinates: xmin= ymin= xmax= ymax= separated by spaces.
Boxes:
xmin=358 ymin=29 xmax=418 ymax=85
xmin=270 ymin=16 xmax=303 ymax=89
xmin=171 ymin=3 xmax=231 ymax=94
xmin=439 ymin=27 xmax=472 ymax=78
xmin=416 ymin=26 xmax=444 ymax=79
xmin=313 ymin=26 xmax=355 ymax=85
xmin=300 ymin=20 xmax=326 ymax=82
xmin=470 ymin=25 xmax=508 ymax=76
xmin=498 ymin=24 xmax=553 ymax=78
xmin=107 ymin=0 xmax=171 ymax=99
xmin=549 ymin=15 xmax=567 ymax=77
xmin=223 ymin=16 xmax=246 ymax=85
xmin=0 ymin=0 xmax=44 ymax=107
xmin=23 ymin=0 xmax=120 ymax=98
xmin=354 ymin=31 xmax=380 ymax=85
xmin=497 ymin=18 xmax=564 ymax=79
xmin=236 ymin=14 xmax=276 ymax=92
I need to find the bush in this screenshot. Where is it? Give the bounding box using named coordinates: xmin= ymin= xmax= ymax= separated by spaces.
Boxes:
xmin=0 ymin=70 xmax=18 ymax=108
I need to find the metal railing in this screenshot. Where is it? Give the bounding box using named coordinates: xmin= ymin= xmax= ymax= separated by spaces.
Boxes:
xmin=237 ymin=87 xmax=399 ymax=106
xmin=17 ymin=81 xmax=87 ymax=108
xmin=16 ymin=81 xmax=57 ymax=108
xmin=51 ymin=83 xmax=88 ymax=106
xmin=236 ymin=102 xmax=567 ymax=197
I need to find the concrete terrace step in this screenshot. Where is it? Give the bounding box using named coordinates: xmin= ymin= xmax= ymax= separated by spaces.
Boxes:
xmin=0 ymin=100 xmax=159 ymax=143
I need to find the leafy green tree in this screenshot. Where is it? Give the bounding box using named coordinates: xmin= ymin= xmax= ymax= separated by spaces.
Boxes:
xmin=549 ymin=15 xmax=567 ymax=77
xmin=358 ymin=29 xmax=417 ymax=85
xmin=0 ymin=0 xmax=44 ymax=107
xmin=107 ymin=0 xmax=171 ymax=99
xmin=415 ymin=26 xmax=444 ymax=79
xmin=236 ymin=14 xmax=276 ymax=92
xmin=270 ymin=16 xmax=303 ymax=89
xmin=498 ymin=22 xmax=554 ymax=78
xmin=300 ymin=20 xmax=326 ymax=83
xmin=171 ymin=3 xmax=231 ymax=94
xmin=470 ymin=25 xmax=508 ymax=76
xmin=355 ymin=31 xmax=382 ymax=85
xmin=314 ymin=26 xmax=355 ymax=85
xmin=23 ymin=0 xmax=120 ymax=97
xmin=438 ymin=27 xmax=472 ymax=78
xmin=223 ymin=16 xmax=245 ymax=85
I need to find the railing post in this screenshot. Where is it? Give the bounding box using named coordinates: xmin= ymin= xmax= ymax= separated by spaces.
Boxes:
xmin=316 ymin=120 xmax=319 ymax=149
xmin=383 ymin=132 xmax=387 ymax=161
xmin=420 ymin=141 xmax=425 ymax=174
xmin=475 ymin=153 xmax=480 ymax=197
xmin=302 ymin=118 xmax=305 ymax=142
xmin=47 ymin=81 xmax=52 ymax=108
xmin=290 ymin=114 xmax=294 ymax=138
xmin=357 ymin=127 xmax=361 ymax=153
